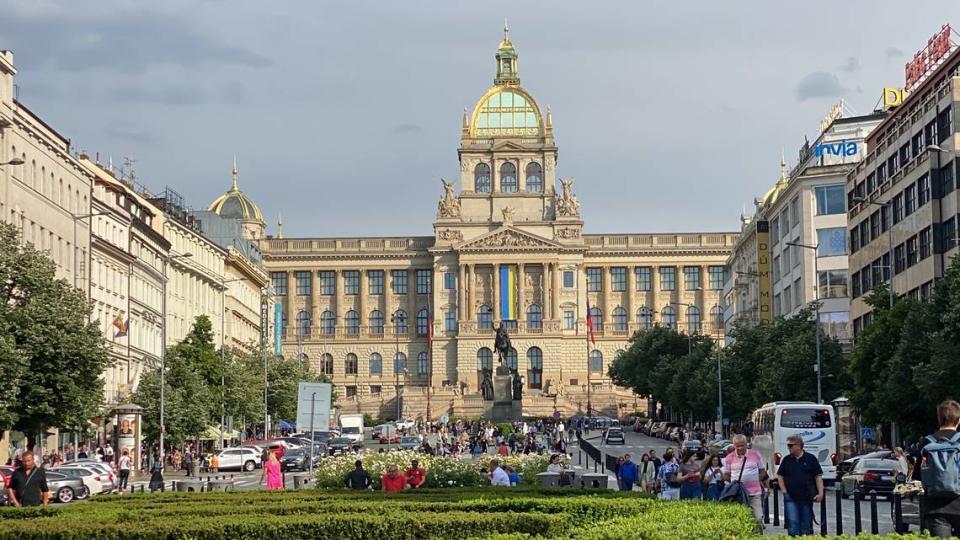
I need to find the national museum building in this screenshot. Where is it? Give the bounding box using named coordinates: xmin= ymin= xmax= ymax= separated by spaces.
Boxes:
xmin=246 ymin=29 xmax=737 ymax=419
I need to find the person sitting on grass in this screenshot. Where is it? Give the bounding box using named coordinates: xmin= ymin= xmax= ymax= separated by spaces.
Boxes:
xmin=382 ymin=464 xmax=408 ymax=492
xmin=406 ymin=459 xmax=426 ymax=489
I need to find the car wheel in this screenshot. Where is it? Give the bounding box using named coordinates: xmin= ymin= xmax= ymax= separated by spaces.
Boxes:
xmin=57 ymin=486 xmax=74 ymax=504
xmin=244 ymin=460 xmax=255 ymax=472
xmin=76 ymin=486 xmax=89 ymax=500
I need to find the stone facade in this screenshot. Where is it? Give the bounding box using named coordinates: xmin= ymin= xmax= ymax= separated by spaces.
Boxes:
xmin=260 ymin=30 xmax=736 ymax=420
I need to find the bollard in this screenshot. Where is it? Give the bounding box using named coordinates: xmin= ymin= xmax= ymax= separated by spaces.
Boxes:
xmin=853 ymin=489 xmax=862 ymax=535
xmin=893 ymin=491 xmax=904 ymax=534
xmin=869 ymin=490 xmax=879 ymax=535
xmin=161 ymin=481 xmax=165 ymax=492
xmin=835 ymin=486 xmax=843 ymax=535
xmin=763 ymin=490 xmax=770 ymax=525
xmin=820 ymin=489 xmax=827 ymax=536
xmin=773 ymin=486 xmax=780 ymax=527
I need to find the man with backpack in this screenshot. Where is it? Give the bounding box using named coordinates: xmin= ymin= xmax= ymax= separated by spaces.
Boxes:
xmin=921 ymin=400 xmax=960 ymax=538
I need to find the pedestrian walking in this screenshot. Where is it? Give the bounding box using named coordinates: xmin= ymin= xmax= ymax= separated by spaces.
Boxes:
xmin=6 ymin=453 xmax=49 ymax=507
xmin=776 ymin=434 xmax=824 ymax=537
xmin=116 ymin=448 xmax=132 ymax=495
xmin=657 ymin=449 xmax=681 ymax=500
xmin=678 ymin=451 xmax=702 ymax=500
xmin=702 ymin=455 xmax=724 ymax=501
xmin=148 ymin=458 xmax=164 ymax=493
xmin=920 ymin=399 xmax=960 ymax=538
xmin=103 ymin=443 xmax=114 ymax=465
xmin=344 ymin=460 xmax=372 ymax=490
xmin=722 ymin=434 xmax=768 ymax=530
xmin=640 ymin=454 xmax=657 ymax=494
xmin=183 ymin=448 xmax=194 ymax=477
xmin=617 ymin=453 xmax=639 ymax=492
xmin=259 ymin=451 xmax=283 ymax=490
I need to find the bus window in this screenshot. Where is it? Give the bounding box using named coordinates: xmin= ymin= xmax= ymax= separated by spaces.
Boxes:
xmin=780 ymin=408 xmax=831 ymax=428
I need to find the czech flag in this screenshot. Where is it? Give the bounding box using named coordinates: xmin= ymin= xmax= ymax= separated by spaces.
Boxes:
xmin=113 ymin=312 xmax=129 ymax=338
xmin=585 ymin=300 xmax=596 ymax=345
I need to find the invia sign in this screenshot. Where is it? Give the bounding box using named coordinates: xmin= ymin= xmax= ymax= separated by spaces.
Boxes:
xmin=814 ymin=140 xmax=858 ymax=158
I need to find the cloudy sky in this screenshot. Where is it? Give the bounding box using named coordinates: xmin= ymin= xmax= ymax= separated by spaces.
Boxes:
xmin=1 ymin=1 xmax=954 ymax=237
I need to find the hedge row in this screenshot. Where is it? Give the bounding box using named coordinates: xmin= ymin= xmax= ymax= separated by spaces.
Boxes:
xmin=0 ymin=487 xmax=761 ymax=540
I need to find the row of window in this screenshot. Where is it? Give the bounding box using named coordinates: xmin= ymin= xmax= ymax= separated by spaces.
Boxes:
xmin=851 ymin=226 xmax=934 ymax=299
xmin=474 ymin=162 xmax=543 ymax=193
xmin=272 ymin=269 xmax=433 ymax=297
xmin=852 ymin=280 xmax=935 ymax=338
xmin=585 ymin=266 xmax=726 ymax=292
xmin=310 ymin=351 xmax=430 ymax=376
xmin=850 ymin=170 xmax=939 ymax=255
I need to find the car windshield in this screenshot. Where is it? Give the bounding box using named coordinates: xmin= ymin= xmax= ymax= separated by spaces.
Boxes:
xmin=285 ymin=448 xmax=303 ymax=457
xmin=859 ymin=459 xmax=896 ymax=470
xmin=330 ymin=438 xmax=351 ymax=444
xmin=342 ymin=427 xmax=360 ymax=434
xmin=780 ymin=408 xmax=832 ymax=428
xmin=401 ymin=437 xmax=419 ymax=443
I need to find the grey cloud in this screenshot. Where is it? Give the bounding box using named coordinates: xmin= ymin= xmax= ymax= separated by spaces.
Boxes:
xmin=795 ymin=72 xmax=846 ymax=101
xmin=839 ymin=56 xmax=860 ymax=73
xmin=103 ymin=122 xmax=156 ymax=144
xmin=393 ymin=123 xmax=425 ymax=134
xmin=887 ymin=47 xmax=904 ymax=59
xmin=108 ymin=85 xmax=207 ymax=106
xmin=220 ymin=83 xmax=247 ymax=105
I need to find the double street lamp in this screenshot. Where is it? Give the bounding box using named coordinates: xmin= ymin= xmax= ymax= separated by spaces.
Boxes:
xmin=786 ymin=241 xmax=823 ymax=404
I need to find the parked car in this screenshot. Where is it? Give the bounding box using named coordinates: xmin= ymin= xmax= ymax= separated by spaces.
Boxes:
xmin=62 ymin=461 xmax=116 ymax=492
xmin=53 ymin=466 xmax=108 ymax=497
xmin=399 ymin=436 xmax=421 ymax=451
xmin=840 ymin=458 xmax=899 ymax=499
xmin=280 ymin=446 xmax=324 ymax=471
xmin=215 ymin=447 xmax=262 ymax=472
xmin=837 ymin=450 xmax=894 ymax=480
xmin=373 ymin=423 xmax=397 ymax=442
xmin=45 ymin=471 xmax=86 ymax=503
xmin=327 ymin=437 xmax=361 ymax=455
xmin=379 ymin=432 xmax=401 ymax=444
xmin=604 ymin=428 xmax=626 ymax=445
xmin=395 ymin=419 xmax=416 ymax=431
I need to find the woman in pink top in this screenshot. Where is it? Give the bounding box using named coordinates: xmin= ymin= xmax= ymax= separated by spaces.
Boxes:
xmin=260 ymin=451 xmax=283 ymax=490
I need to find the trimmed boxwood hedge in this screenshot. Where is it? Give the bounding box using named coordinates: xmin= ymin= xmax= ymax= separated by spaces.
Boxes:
xmin=0 ymin=487 xmax=763 ymax=539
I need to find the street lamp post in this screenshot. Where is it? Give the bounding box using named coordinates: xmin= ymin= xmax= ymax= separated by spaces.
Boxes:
xmin=159 ymin=252 xmax=192 ymax=468
xmin=787 ymin=241 xmax=822 ymax=404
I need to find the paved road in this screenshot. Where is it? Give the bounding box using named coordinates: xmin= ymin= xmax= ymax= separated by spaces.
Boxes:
xmin=585 ymin=430 xmax=902 ymax=537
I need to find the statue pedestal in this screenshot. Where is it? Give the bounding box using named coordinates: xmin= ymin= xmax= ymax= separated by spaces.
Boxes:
xmin=484 ymin=366 xmax=522 ymax=422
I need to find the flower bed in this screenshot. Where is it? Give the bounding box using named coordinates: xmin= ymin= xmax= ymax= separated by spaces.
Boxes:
xmin=314 ymin=450 xmax=483 ymax=489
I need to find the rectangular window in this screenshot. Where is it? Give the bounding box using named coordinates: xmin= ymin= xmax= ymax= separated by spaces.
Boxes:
xmin=772 ymin=256 xmax=781 ymax=284
xmin=819 ymin=270 xmax=848 ymax=299
xmin=319 ymin=271 xmax=335 ymax=295
xmin=859 ymin=222 xmax=869 ymax=249
xmin=781 ymin=211 xmax=791 ymax=237
xmin=943 ymin=217 xmax=957 ymax=252
xmin=906 ymin=236 xmax=919 ymax=267
xmin=610 ymin=267 xmax=626 ymax=291
xmin=790 ymin=197 xmax=800 ymax=226
xmin=659 ymin=267 xmax=676 ymax=290
xmin=295 ymin=271 xmax=311 ymax=295
xmin=416 ymin=269 xmax=432 ymax=294
xmin=774 ymin=293 xmax=782 ymax=317
xmin=369 ymin=270 xmax=384 ymax=295
xmin=942 ymin=162 xmax=956 ymax=196
xmin=852 ymin=270 xmax=861 ymax=298
xmin=815 ymin=185 xmax=846 ymax=215
xmin=708 ymin=266 xmax=725 ymax=289
xmin=344 ymin=271 xmax=359 ymax=295
xmin=392 ymin=270 xmax=408 ymax=294
xmin=270 ymin=272 xmax=288 ymax=296
xmin=370 ymin=385 xmax=381 ymax=396
xmin=918 ymin=174 xmax=931 ymax=207
xmin=586 ymin=268 xmax=602 ymax=292
xmin=894 ymin=243 xmax=906 ymax=274
xmin=850 ymin=226 xmax=860 ymax=254
xmin=563 ymin=310 xmax=575 ymax=330
xmin=635 ymin=267 xmax=651 ymax=291
xmin=880 ymin=204 xmax=891 ymax=234
xmin=938 ymin=106 xmax=952 ymax=144
xmin=783 ymin=285 xmax=792 ymax=314
xmin=893 ymin=193 xmax=904 ymax=224
xmin=920 ymin=227 xmax=932 ymax=260
xmin=563 ymin=270 xmax=575 ymax=288
xmin=905 ymin=184 xmax=917 ymax=216
xmin=792 ymin=239 xmax=801 ymax=269
xmin=345 ymin=386 xmax=357 ymax=398
xmin=445 ymin=310 xmax=457 ymax=332
xmin=444 ymin=271 xmax=456 ymax=290
xmin=771 ymin=216 xmax=780 ymax=246
xmin=782 ymin=246 xmax=791 ymax=272
xmin=869 ymin=210 xmax=880 ymax=241
xmin=683 ymin=267 xmax=701 ymax=290
xmin=813 ymin=228 xmax=846 ymax=259
xmin=794 ymin=277 xmax=802 ymax=308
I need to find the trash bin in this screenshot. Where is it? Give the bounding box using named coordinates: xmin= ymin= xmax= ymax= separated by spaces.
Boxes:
xmin=560 ymin=470 xmax=576 ymax=487
xmin=536 ymin=472 xmax=561 ymax=487
xmin=580 ymin=473 xmax=608 ymax=490
xmin=175 ymin=479 xmax=205 ymax=492
xmin=207 ymin=479 xmax=234 ymax=492
xmin=292 ymin=474 xmax=312 ymax=489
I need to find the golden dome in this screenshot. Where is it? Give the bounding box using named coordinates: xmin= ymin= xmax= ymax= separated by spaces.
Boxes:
xmin=208 ymin=158 xmax=264 ymax=223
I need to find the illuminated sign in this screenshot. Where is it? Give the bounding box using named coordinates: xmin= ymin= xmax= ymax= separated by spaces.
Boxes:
xmin=755 ymin=220 xmax=772 ymax=323
xmin=813 ymin=140 xmax=858 ymax=158
xmin=883 ymin=87 xmax=905 ymax=109
xmin=905 ymin=24 xmax=955 ymax=91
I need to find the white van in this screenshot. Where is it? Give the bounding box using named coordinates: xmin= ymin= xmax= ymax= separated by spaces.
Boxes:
xmin=750 ymin=401 xmax=838 ymax=481
xmin=339 ymin=414 xmax=365 ymax=444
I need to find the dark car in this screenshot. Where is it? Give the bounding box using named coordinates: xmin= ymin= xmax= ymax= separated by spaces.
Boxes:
xmin=840 ymin=458 xmax=899 ymax=499
xmin=327 ymin=437 xmax=360 ymax=455
xmin=280 ymin=446 xmax=324 ymax=471
xmin=604 ymin=428 xmax=626 ymax=445
xmin=837 ymin=450 xmax=893 ymax=479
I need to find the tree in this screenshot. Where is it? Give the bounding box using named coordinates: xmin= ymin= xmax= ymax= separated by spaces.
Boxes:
xmin=0 ymin=222 xmax=109 ymax=446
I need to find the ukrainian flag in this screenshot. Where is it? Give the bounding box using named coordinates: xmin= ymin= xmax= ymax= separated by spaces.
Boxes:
xmin=500 ymin=265 xmax=517 ymax=321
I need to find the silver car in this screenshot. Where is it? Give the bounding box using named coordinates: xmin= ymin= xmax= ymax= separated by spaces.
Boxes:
xmin=45 ymin=471 xmax=86 ymax=503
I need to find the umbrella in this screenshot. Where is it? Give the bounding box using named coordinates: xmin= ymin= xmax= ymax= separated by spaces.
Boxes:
xmin=277 ymin=419 xmax=296 ymax=430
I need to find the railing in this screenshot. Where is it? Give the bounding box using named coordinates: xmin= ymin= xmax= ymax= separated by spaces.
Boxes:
xmin=763 ymin=483 xmax=912 ymax=536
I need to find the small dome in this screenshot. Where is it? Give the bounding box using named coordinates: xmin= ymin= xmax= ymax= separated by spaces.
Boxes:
xmin=470 ymin=88 xmax=543 ymax=138
xmin=208 ymin=160 xmax=264 ymax=223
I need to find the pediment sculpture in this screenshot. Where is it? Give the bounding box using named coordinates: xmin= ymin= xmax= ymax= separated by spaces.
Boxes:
xmin=437 ymin=178 xmax=461 ymax=219
xmin=556 ymin=177 xmax=581 ymax=217
xmin=465 ymin=229 xmax=551 ymax=249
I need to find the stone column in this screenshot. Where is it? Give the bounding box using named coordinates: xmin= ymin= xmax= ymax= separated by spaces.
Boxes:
xmin=335 ymin=269 xmax=344 ymax=330
xmin=286 ymin=270 xmax=295 ymax=337
xmin=406 ymin=267 xmax=416 ymax=324
xmin=359 ymin=270 xmax=367 ymax=335
xmin=493 ymin=263 xmax=501 ymax=325
xmin=458 ymin=264 xmax=466 ymax=321
xmin=602 ymin=265 xmax=613 ymax=320
xmin=517 ymin=262 xmax=526 ymax=326
xmin=465 ymin=264 xmax=473 ymax=321
xmin=550 ymin=263 xmax=560 ymax=321
xmin=625 ymin=265 xmax=633 ymax=326
xmin=310 ymin=270 xmax=319 ymax=335
xmin=650 ymin=266 xmax=660 ymax=324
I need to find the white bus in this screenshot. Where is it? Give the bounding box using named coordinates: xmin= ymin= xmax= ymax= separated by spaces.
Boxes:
xmin=749 ymin=401 xmax=838 ymax=482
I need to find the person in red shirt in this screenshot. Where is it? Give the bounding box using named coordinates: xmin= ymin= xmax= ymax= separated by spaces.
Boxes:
xmin=405 ymin=459 xmax=427 ymax=489
xmin=382 ymin=464 xmax=407 ymax=492
xmin=497 ymin=441 xmax=510 ymax=457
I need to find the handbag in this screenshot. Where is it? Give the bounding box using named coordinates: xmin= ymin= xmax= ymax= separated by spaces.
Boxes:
xmin=718 ymin=455 xmax=749 ymax=504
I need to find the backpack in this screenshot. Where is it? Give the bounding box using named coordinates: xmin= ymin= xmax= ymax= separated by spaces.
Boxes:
xmin=921 ymin=431 xmax=960 ymax=497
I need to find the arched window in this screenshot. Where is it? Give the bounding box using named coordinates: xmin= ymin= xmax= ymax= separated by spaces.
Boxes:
xmin=345 ymin=310 xmax=360 ymax=335
xmin=478 ymin=304 xmax=493 ymax=330
xmin=369 ymin=353 xmax=383 ymax=375
xmin=345 ymin=353 xmax=358 ymax=375
xmin=525 ymin=162 xmax=543 ymax=193
xmin=321 ymin=310 xmax=335 ymax=335
xmin=589 ymin=350 xmax=604 ymax=373
xmin=477 ymin=347 xmax=493 ymax=372
xmin=417 ymin=351 xmax=428 ymax=374
xmin=589 ymin=306 xmax=604 ymax=333
xmin=475 ymin=163 xmax=491 ymax=193
xmin=416 ymin=308 xmax=430 ymax=336
xmin=527 ymin=347 xmax=543 ymax=389
xmin=369 ymin=310 xmax=384 ymax=335
xmin=500 ymin=162 xmax=518 ymax=193
xmin=637 ymin=306 xmax=653 ymax=329
xmin=661 ymin=306 xmax=677 ymax=329
xmin=321 ymin=353 xmax=334 ymax=375
xmin=612 ymin=306 xmax=627 ymax=332
xmin=394 ymin=352 xmax=407 ymax=374
xmin=506 ymin=347 xmax=518 ymax=370
xmin=711 ymin=305 xmax=724 ymax=331
xmin=527 ymin=304 xmax=542 ymax=329
xmin=686 ymin=306 xmax=701 ymax=333
xmin=296 ymin=310 xmax=311 ymax=337
xmin=392 ymin=309 xmax=408 ymax=334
